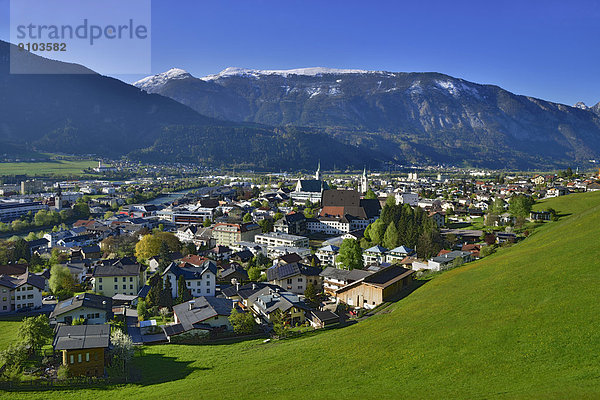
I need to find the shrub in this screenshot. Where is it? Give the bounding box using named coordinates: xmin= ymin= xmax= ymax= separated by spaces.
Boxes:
xmin=57 ymin=365 xmax=71 ymax=380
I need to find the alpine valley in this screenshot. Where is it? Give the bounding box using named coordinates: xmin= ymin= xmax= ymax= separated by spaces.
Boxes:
xmin=2 ymin=36 xmax=600 ymax=170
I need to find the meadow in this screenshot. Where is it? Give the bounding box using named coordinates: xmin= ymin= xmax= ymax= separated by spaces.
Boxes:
xmin=2 ymin=192 xmax=600 ymax=399
xmin=0 ymin=157 xmax=97 ymax=177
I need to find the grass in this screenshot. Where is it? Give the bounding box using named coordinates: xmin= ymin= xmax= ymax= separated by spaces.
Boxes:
xmin=0 ymin=157 xmax=98 ymax=177
xmin=4 ymin=192 xmax=600 ymax=398
xmin=0 ymin=316 xmax=23 ymax=350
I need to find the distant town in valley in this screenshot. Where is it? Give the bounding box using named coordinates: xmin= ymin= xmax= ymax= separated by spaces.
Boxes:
xmin=0 ymin=155 xmax=599 ymax=390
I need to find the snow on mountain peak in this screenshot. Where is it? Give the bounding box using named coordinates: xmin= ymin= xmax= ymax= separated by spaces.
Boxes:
xmin=134 ymin=68 xmax=192 ymax=92
xmin=574 ymin=102 xmax=588 ymax=110
xmin=201 ymin=66 xmax=378 ymax=80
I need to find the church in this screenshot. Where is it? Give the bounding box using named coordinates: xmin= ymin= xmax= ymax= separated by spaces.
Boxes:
xmin=291 ymin=162 xmax=329 ymax=204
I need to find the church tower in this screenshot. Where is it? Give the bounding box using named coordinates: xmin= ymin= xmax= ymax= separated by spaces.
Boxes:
xmin=315 ymin=161 xmax=321 ymax=181
xmin=359 ymin=167 xmax=369 ymax=194
xmin=54 ymin=184 xmax=63 ymax=211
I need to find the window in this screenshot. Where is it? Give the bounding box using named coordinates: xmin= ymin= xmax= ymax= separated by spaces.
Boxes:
xmin=99 ymin=285 xmax=103 ymax=291
xmin=2 ymin=297 xmax=5 ymax=301
xmin=298 ymin=286 xmax=302 ymax=290
xmin=130 ymin=277 xmax=133 ymax=282
xmin=95 ymin=313 xmax=99 ymax=318
xmin=287 ymin=279 xmax=292 ymax=284
xmin=16 ymin=296 xmax=20 ymax=300
xmin=186 ymin=282 xmax=190 ymax=287
xmin=70 ymin=355 xmax=74 ymax=364
xmin=99 ymin=278 xmax=102 ymax=283
xmin=197 ymin=281 xmax=201 ymax=286
xmin=122 ymin=277 xmax=126 ymax=282
xmin=114 ymin=278 xmax=117 ymax=282
xmin=297 ymin=278 xmax=303 ymax=282
xmin=130 ymin=285 xmax=133 ymax=289
xmin=86 ymin=353 xmax=90 ymax=362
xmin=206 ymin=289 xmax=210 ymax=293
xmin=122 ymin=285 xmax=126 ymax=289
xmin=78 ymin=354 xmax=82 ymax=363
xmin=2 ymin=306 xmax=5 ymax=310
xmin=114 ymin=285 xmax=118 ymax=290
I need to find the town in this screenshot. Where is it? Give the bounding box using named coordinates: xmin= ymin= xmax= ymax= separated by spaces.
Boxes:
xmin=0 ymin=160 xmax=598 ymax=383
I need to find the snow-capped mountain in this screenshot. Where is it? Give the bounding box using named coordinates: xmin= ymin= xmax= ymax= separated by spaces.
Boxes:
xmin=133 ymin=66 xmax=600 ymax=168
xmin=134 ymin=68 xmax=192 ymax=92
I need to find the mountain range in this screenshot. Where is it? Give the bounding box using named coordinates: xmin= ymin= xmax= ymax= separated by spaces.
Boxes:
xmin=0 ymin=41 xmax=378 ymax=170
xmin=2 ymin=37 xmax=600 ymax=171
xmin=135 ymin=67 xmax=600 ymax=169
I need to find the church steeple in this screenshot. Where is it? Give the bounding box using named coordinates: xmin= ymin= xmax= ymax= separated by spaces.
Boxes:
xmin=360 ymin=167 xmax=369 ymax=194
xmin=315 ymin=161 xmax=321 ymax=181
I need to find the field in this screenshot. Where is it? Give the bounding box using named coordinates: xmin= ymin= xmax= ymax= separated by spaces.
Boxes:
xmin=3 ymin=192 xmax=600 ymax=399
xmin=0 ymin=316 xmax=23 ymax=350
xmin=0 ymin=157 xmax=97 ymax=177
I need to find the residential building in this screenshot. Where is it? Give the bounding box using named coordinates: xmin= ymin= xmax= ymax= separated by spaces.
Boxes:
xmin=247 ymin=286 xmax=308 ymax=325
xmin=91 ymin=259 xmax=143 ymax=297
xmin=165 ymin=297 xmax=236 ymax=340
xmin=273 ymin=212 xmax=307 ymax=235
xmin=363 ymin=245 xmax=388 ymax=265
xmin=315 ymin=244 xmax=340 ymax=266
xmin=266 ymin=262 xmax=322 ymax=294
xmin=335 ymin=265 xmax=415 ymax=309
xmin=212 ymin=222 xmax=261 ymax=247
xmin=386 ymin=246 xmax=415 ymax=264
xmin=255 ymin=232 xmax=309 ymax=250
xmin=53 ymin=325 xmax=109 ymax=377
xmin=427 ymin=250 xmax=474 ymax=271
xmin=0 ymin=269 xmax=45 ymax=312
xmin=162 ymin=259 xmax=217 ymax=298
xmin=50 ymin=293 xmax=113 ymax=325
xmin=320 ymin=266 xmax=372 ymax=296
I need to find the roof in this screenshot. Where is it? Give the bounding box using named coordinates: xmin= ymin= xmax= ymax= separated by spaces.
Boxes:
xmin=53 ymin=324 xmax=110 ymax=350
xmin=221 ymin=282 xmax=281 ymax=299
xmin=296 ymin=179 xmax=328 ymax=193
xmin=173 ymin=297 xmax=234 ymax=331
xmin=308 ymin=310 xmax=340 ymax=324
xmin=318 ymin=244 xmax=340 ymax=253
xmin=219 ymin=264 xmax=249 ymax=281
xmin=92 ymin=261 xmax=141 ymax=277
xmin=0 ymin=269 xmax=46 ymax=290
xmin=278 ymin=253 xmax=302 ymax=264
xmin=163 ymin=260 xmax=218 ymax=280
xmin=249 ymin=287 xmax=308 ymax=315
xmin=431 ymin=250 xmax=472 ymax=264
xmin=266 ymin=262 xmax=322 ymax=281
xmin=388 ymin=246 xmax=414 ymax=255
xmin=0 ymin=264 xmax=28 ymax=276
xmin=50 ymin=293 xmax=112 ymax=318
xmin=320 ymin=266 xmax=372 ymax=282
xmin=336 ymin=265 xmax=415 ymax=294
xmin=365 ymin=245 xmax=388 ymax=254
xmin=179 ymin=254 xmax=208 ymax=266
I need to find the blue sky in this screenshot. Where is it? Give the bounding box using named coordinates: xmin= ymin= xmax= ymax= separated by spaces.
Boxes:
xmin=1 ymin=0 xmax=599 ymax=106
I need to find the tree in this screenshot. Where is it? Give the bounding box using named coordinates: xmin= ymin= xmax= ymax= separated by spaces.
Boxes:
xmin=103 ymin=211 xmax=115 ymax=220
xmin=337 ymin=239 xmax=363 ymax=270
xmin=258 ymin=218 xmax=274 ymax=233
xmin=203 ymin=219 xmax=212 ymax=227
xmin=137 ymin=299 xmax=149 ymax=321
xmin=228 ymin=308 xmax=257 ymax=335
xmin=176 ymin=275 xmax=192 ymax=303
xmin=134 ymin=231 xmax=181 ymax=261
xmin=271 ymin=309 xmax=290 ymax=337
xmin=18 ymin=315 xmax=53 ymax=354
xmin=160 ymin=277 xmax=173 ymax=309
xmin=382 ymin=222 xmax=399 ymax=250
xmin=248 ymin=267 xmax=262 ymax=281
xmin=243 ymin=213 xmax=253 ymax=223
xmin=49 ymin=264 xmax=75 ymax=299
xmin=364 ymin=189 xmax=377 ymax=199
xmin=367 ymin=219 xmax=387 ymax=245
xmin=146 ymin=273 xmax=163 ymax=308
xmin=110 ymin=329 xmax=134 ymax=375
xmin=157 ymin=241 xmax=172 ymax=273
xmin=304 ymin=283 xmax=320 ymax=308
xmin=508 ymin=195 xmax=534 ymax=218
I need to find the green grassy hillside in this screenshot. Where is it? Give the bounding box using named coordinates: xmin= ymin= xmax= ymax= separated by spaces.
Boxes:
xmin=6 ymin=192 xmax=600 ymax=399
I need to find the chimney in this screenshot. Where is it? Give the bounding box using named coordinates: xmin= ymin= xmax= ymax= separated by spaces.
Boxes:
xmin=189 ymin=300 xmax=195 ymax=311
